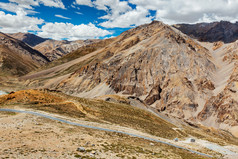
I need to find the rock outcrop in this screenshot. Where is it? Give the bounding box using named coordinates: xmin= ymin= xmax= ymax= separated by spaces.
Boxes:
xmin=198 ymin=41 xmax=238 ymax=137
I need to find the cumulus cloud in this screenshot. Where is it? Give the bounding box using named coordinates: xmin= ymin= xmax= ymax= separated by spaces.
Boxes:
xmin=73 ymin=0 xmax=152 ymax=28
xmin=0 ymin=2 xmax=38 ymax=15
xmin=39 ymin=0 xmax=65 ymax=9
xmin=129 ymin=0 xmax=238 ymax=24
xmin=8 ymin=0 xmax=65 ymax=9
xmin=73 ymin=0 xmax=238 ymax=26
xmin=0 ymin=9 xmax=43 ymax=33
xmin=100 ymin=6 xmax=152 ymax=28
xmin=95 ymin=0 xmax=146 ymax=28
xmin=0 ymin=0 xmax=65 ymax=17
xmin=55 ymin=14 xmax=71 ymax=19
xmin=9 ymin=0 xmax=39 ymax=6
xmin=37 ymin=22 xmax=112 ymax=40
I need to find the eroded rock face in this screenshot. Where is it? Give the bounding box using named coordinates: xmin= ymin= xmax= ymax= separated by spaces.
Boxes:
xmin=199 ymin=42 xmax=238 ymax=130
xmin=53 ymin=21 xmax=216 ymax=119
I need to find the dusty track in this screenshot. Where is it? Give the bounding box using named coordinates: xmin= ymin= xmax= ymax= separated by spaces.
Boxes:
xmin=0 ymin=108 xmax=213 ymax=158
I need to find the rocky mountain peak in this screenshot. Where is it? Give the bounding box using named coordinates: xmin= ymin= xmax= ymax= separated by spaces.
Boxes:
xmin=7 ymin=32 xmax=48 ymax=47
xmin=36 ymin=21 xmax=215 ymax=122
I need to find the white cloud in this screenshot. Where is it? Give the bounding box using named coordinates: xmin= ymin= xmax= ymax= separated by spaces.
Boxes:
xmin=94 ymin=0 xmax=131 ymax=13
xmin=197 ymin=14 xmax=237 ymax=23
xmin=71 ymin=3 xmax=80 ymax=10
xmin=75 ymin=11 xmax=82 ymax=15
xmin=129 ymin=0 xmax=238 ymax=24
xmin=9 ymin=0 xmax=65 ymax=9
xmin=100 ymin=6 xmax=152 ymax=28
xmin=95 ymin=0 xmax=132 ymax=21
xmin=75 ymin=0 xmax=93 ymax=7
xmin=37 ymin=22 xmax=112 ymax=40
xmin=0 ymin=9 xmax=43 ymax=33
xmin=73 ymin=0 xmax=238 ymax=25
xmin=73 ymin=0 xmax=152 ymax=28
xmin=0 ymin=2 xmax=38 ymax=15
xmin=39 ymin=0 xmax=65 ymax=9
xmin=55 ymin=14 xmax=71 ymax=19
xmin=0 ymin=0 xmax=65 ymax=18
xmin=9 ymin=0 xmax=39 ymax=6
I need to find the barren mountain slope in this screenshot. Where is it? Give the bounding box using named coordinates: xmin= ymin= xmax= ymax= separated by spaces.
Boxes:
xmin=34 ymin=39 xmax=100 ymax=61
xmin=0 ymin=32 xmax=49 ymax=77
xmin=27 ymin=21 xmax=216 ymax=120
xmin=174 ymin=21 xmax=238 ymax=43
xmin=198 ymin=41 xmax=238 ymax=137
xmin=0 ymin=45 xmax=38 ymax=77
xmin=7 ymin=32 xmax=48 ymax=47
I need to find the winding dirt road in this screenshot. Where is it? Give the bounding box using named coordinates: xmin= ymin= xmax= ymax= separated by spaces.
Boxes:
xmin=0 ymin=108 xmax=213 ymax=158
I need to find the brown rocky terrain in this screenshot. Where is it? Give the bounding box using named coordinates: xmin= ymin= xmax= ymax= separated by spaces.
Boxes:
xmin=58 ymin=21 xmax=215 ymax=121
xmin=197 ymin=41 xmax=238 ymax=137
xmin=34 ymin=39 xmax=100 ymax=61
xmin=173 ymin=21 xmax=238 ymax=43
xmin=3 ymin=20 xmax=238 ymax=142
xmin=23 ymin=21 xmax=216 ymax=122
xmin=7 ymin=32 xmax=48 ymax=47
xmin=0 ymin=32 xmax=49 ymax=77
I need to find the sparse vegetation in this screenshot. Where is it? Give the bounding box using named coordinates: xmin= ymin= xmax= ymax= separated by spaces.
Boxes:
xmin=0 ymin=89 xmax=235 ymax=159
xmin=0 ymin=89 xmax=180 ymax=139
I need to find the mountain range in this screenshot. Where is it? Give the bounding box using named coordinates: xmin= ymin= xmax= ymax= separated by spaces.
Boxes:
xmin=173 ymin=21 xmax=238 ymax=43
xmin=1 ymin=20 xmax=238 ymax=158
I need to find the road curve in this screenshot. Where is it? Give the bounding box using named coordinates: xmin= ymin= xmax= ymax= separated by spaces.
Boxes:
xmin=0 ymin=108 xmax=213 ymax=158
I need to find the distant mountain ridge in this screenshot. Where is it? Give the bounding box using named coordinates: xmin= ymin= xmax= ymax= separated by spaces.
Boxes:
xmin=173 ymin=21 xmax=238 ymax=43
xmin=7 ymin=32 xmax=100 ymax=61
xmin=7 ymin=32 xmax=48 ymax=47
xmin=34 ymin=39 xmax=100 ymax=61
xmin=0 ymin=32 xmax=49 ymax=76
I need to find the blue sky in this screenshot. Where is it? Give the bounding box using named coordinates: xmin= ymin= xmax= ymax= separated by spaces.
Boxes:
xmin=0 ymin=0 xmax=238 ymax=40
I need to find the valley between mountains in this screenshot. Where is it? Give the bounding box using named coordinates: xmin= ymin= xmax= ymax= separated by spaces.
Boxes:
xmin=1 ymin=20 xmax=238 ymax=158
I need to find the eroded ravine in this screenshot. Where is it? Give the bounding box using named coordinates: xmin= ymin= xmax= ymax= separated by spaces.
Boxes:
xmin=210 ymin=44 xmax=235 ymax=96
xmin=194 ymin=42 xmax=235 ymax=118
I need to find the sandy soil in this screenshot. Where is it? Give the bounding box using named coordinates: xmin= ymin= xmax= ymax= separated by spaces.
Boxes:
xmin=0 ymin=111 xmax=212 ymax=159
